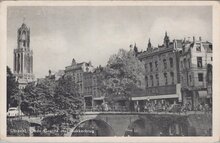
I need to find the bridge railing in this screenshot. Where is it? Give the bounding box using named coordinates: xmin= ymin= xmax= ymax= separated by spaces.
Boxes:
xmin=83 ymin=105 xmax=128 ymax=112
xmin=83 ymin=104 xmax=212 ymax=114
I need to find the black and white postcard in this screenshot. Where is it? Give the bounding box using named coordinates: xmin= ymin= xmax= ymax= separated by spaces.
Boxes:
xmin=0 ymin=1 xmax=220 ymax=143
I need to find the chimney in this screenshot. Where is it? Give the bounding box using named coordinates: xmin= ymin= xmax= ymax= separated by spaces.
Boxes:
xmin=193 ymin=36 xmax=195 ymax=43
xmin=199 ymin=36 xmax=202 ymax=41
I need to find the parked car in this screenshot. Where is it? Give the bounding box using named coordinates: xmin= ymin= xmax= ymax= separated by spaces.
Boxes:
xmin=7 ymin=107 xmax=24 ymax=117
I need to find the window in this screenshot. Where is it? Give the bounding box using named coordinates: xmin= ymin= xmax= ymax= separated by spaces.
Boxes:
xmin=211 ymin=57 xmax=213 ymax=61
xmin=170 ymin=72 xmax=174 ymax=84
xmin=198 ymin=73 xmax=203 ymax=82
xmin=145 ymin=63 xmax=148 ymax=72
xmin=164 ymin=73 xmax=168 ymax=85
xmin=145 ymin=76 xmax=148 ymax=88
xmin=163 ymin=59 xmax=167 ymax=69
xmin=150 ymin=75 xmax=154 ymax=86
xmin=181 ymin=61 xmax=183 ymax=70
xmin=23 ymin=41 xmax=26 ymax=47
xmin=149 ymin=62 xmax=153 ymax=72
xmin=196 ymin=44 xmax=201 ymax=52
xmin=77 ymin=74 xmax=79 ymax=82
xmin=207 ymin=45 xmax=212 ymax=53
xmin=183 ymin=58 xmax=186 ymax=69
xmin=169 ymin=58 xmax=173 ymax=68
xmin=156 ymin=74 xmax=159 ymax=86
xmin=155 ymin=61 xmax=158 ymax=71
xmin=188 ymin=75 xmax=192 ymax=86
xmin=197 ymin=57 xmax=203 ymax=68
xmin=189 ymin=75 xmax=192 ymax=82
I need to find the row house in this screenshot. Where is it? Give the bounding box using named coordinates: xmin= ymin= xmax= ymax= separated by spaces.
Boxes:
xmin=65 ymin=59 xmax=105 ymax=109
xmin=80 ymin=66 xmax=105 ymax=109
xmin=65 ymin=58 xmax=94 ymax=95
xmin=134 ymin=32 xmax=182 ymax=108
xmin=179 ymin=37 xmax=212 ymax=109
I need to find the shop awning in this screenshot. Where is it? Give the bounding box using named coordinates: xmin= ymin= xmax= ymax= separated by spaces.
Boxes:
xmin=93 ymin=96 xmax=105 ymax=100
xmin=198 ymin=90 xmax=208 ymax=98
xmin=84 ymin=95 xmax=92 ymax=98
xmin=131 ymin=94 xmax=179 ymax=101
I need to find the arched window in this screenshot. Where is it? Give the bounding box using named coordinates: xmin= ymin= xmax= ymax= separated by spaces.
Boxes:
xmin=156 ymin=74 xmax=159 ymax=86
xmin=150 ymin=75 xmax=154 ymax=86
xmin=164 ymin=73 xmax=168 ymax=85
xmin=163 ymin=59 xmax=167 ymax=69
xmin=155 ymin=61 xmax=158 ymax=71
xmin=21 ymin=31 xmax=26 ymax=40
xmin=145 ymin=76 xmax=148 ymax=88
xmin=149 ymin=62 xmax=153 ymax=72
xmin=170 ymin=72 xmax=174 ymax=84
xmin=169 ymin=58 xmax=173 ymax=68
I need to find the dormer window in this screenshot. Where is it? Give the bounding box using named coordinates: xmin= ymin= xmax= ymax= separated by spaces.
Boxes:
xmin=196 ymin=44 xmax=201 ymax=52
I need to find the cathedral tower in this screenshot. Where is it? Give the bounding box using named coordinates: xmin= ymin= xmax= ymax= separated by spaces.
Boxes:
xmin=14 ymin=22 xmax=34 ymax=89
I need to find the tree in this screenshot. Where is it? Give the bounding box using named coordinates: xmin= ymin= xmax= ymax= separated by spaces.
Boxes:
xmin=7 ymin=66 xmax=20 ymax=110
xmin=54 ymin=75 xmax=84 ymax=117
xmin=102 ymin=49 xmax=145 ymax=103
xmin=21 ymin=78 xmax=56 ymax=116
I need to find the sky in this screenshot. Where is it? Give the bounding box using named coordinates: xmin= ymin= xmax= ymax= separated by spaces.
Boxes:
xmin=7 ymin=6 xmax=212 ymax=78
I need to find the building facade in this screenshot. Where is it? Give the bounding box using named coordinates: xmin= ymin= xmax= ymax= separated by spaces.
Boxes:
xmin=179 ymin=37 xmax=212 ymax=109
xmin=65 ymin=58 xmax=94 ymax=95
xmin=64 ymin=59 xmax=107 ymax=109
xmin=14 ymin=23 xmax=34 ymax=89
xmin=83 ymin=66 xmax=105 ymax=109
xmin=133 ymin=32 xmax=183 ymax=109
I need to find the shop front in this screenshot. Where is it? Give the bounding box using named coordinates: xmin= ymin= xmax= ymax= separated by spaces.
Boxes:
xmin=92 ymin=96 xmax=105 ymax=111
xmin=84 ymin=95 xmax=93 ymax=110
xmin=131 ymin=94 xmax=181 ymax=112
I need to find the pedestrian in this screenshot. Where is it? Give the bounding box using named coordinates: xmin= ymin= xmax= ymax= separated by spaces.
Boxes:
xmin=137 ymin=104 xmax=140 ymax=112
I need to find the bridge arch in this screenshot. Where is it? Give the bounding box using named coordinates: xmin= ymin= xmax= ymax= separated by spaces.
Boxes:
xmin=71 ymin=118 xmax=115 ymax=136
xmin=124 ymin=118 xmax=161 ymax=136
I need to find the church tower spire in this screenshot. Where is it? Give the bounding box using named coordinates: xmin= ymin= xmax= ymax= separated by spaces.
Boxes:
xmin=148 ymin=38 xmax=152 ymax=48
xmin=133 ymin=42 xmax=138 ymax=57
xmin=147 ymin=38 xmax=153 ymax=51
xmin=14 ymin=21 xmax=34 ymax=89
xmin=164 ymin=31 xmax=170 ymax=48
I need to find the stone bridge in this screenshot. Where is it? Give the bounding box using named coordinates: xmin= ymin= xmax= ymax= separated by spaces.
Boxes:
xmin=21 ymin=112 xmax=212 ymax=136
xmin=69 ymin=111 xmax=212 ymax=136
